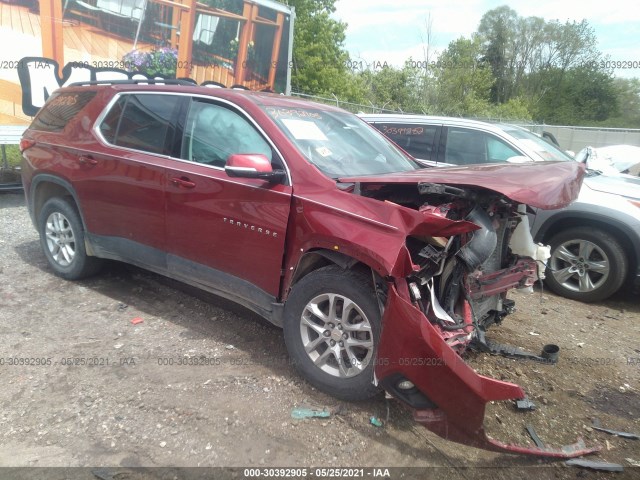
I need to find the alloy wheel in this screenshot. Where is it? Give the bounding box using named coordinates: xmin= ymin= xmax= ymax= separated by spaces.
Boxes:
xmin=299 ymin=293 xmax=374 ymax=378
xmin=45 ymin=212 xmax=76 ymax=267
xmin=549 ymin=239 xmax=609 ymax=293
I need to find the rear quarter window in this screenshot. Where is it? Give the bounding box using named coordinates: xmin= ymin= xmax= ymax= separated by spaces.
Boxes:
xmin=372 ymin=123 xmax=438 ymax=160
xmin=98 ymin=94 xmax=181 ymax=155
xmin=30 ymin=91 xmax=97 ymax=132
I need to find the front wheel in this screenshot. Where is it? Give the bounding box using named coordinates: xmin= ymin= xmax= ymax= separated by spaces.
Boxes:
xmin=38 ymin=197 xmax=103 ymax=280
xmin=283 ymin=266 xmax=381 ymax=401
xmin=545 ymin=227 xmax=627 ymax=302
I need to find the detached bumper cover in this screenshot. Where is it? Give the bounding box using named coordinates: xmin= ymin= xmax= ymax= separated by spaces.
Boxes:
xmin=375 ymin=285 xmax=600 ymax=458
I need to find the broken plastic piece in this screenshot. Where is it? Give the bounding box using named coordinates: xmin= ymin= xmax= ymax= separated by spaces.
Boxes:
xmin=591 ymin=418 xmax=640 ymax=440
xmin=516 ymin=398 xmax=536 ymax=411
xmin=526 ymin=425 xmax=545 ymax=448
xmin=509 ymin=205 xmax=551 ymax=281
xmin=291 ymin=406 xmax=330 ymax=420
xmin=130 ymin=317 xmax=143 ymax=325
xmin=370 ymin=416 xmax=383 ymax=427
xmin=566 ymin=459 xmax=624 ymax=472
xmin=541 ymin=344 xmax=559 ymax=363
xmin=473 ymin=332 xmax=557 ymax=364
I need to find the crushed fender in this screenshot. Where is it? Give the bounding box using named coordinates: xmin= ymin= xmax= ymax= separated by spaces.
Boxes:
xmin=376 ymin=285 xmax=601 ymax=458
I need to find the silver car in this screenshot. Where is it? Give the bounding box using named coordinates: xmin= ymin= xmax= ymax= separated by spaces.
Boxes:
xmin=361 ymin=114 xmax=640 ymax=302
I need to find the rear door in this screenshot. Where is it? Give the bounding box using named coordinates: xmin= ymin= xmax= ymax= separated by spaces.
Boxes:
xmin=437 ymin=127 xmax=525 ymax=165
xmin=370 ymin=122 xmax=441 ymax=165
xmin=164 ymin=97 xmax=292 ymax=305
xmin=74 ymin=92 xmax=182 ymax=267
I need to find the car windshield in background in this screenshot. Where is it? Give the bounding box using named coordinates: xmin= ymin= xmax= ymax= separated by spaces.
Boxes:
xmin=263 ymin=107 xmax=419 ymax=177
xmin=502 ymin=127 xmax=573 ymax=162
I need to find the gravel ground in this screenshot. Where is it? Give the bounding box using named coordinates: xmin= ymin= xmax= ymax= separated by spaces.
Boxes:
xmin=1 ymin=191 xmax=639 ymax=479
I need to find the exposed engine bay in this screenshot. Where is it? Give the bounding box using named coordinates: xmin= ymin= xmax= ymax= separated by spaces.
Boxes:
xmin=357 ymin=180 xmax=549 ymax=353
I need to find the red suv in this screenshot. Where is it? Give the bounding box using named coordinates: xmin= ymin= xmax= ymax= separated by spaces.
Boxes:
xmin=20 ymin=81 xmax=589 ymax=457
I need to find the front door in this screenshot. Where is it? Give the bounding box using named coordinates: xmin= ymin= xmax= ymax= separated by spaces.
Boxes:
xmin=165 ymin=98 xmax=292 ymax=307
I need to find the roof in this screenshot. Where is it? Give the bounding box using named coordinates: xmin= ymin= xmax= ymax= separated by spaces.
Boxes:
xmin=60 ymin=83 xmax=345 ymax=112
xmin=358 ymin=113 xmax=523 ymax=133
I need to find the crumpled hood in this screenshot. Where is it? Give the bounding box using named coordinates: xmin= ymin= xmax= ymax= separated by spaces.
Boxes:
xmin=584 ymin=173 xmax=640 ymax=200
xmin=339 ymin=162 xmax=585 ymax=210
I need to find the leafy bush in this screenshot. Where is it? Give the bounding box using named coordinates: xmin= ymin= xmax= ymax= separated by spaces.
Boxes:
xmin=122 ymin=48 xmax=178 ymax=78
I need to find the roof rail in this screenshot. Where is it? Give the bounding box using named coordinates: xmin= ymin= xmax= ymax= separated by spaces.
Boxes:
xmin=68 ymin=79 xmax=197 ymax=87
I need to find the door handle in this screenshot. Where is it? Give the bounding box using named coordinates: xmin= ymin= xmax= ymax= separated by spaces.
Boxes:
xmin=170 ymin=177 xmax=196 ymax=189
xmin=78 ymin=155 xmax=98 ymax=166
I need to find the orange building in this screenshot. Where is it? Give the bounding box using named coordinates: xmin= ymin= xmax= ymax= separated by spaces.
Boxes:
xmin=0 ymin=0 xmax=293 ymax=123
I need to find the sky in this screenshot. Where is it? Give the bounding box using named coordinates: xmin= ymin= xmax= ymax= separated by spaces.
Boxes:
xmin=332 ymin=0 xmax=640 ymax=79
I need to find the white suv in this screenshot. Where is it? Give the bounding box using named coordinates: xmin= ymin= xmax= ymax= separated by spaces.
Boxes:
xmin=361 ymin=114 xmax=640 ymax=302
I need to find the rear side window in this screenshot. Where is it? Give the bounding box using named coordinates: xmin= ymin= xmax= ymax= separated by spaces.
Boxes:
xmin=373 ymin=123 xmax=438 ymax=160
xmin=99 ymin=94 xmax=181 ymax=155
xmin=31 ymin=91 xmax=96 ymax=132
xmin=445 ymin=128 xmax=488 ymax=165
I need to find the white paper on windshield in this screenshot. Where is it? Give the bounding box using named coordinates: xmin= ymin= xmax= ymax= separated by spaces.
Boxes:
xmin=316 ymin=146 xmax=332 ymax=157
xmin=281 ymin=118 xmax=328 ymax=141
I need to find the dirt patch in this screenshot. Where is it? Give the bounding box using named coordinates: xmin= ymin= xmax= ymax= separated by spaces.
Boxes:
xmin=1 ymin=191 xmax=639 ymax=478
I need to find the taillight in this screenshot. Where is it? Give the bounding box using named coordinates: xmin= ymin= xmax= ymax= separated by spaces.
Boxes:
xmin=20 ymin=138 xmax=35 ymax=152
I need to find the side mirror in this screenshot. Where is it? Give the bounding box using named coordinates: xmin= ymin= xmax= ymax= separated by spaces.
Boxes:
xmin=225 ymin=154 xmax=286 ymax=183
xmin=505 ymin=155 xmax=531 ymax=164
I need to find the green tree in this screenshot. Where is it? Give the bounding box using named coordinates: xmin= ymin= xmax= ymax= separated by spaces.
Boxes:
xmin=478 ymin=6 xmax=602 ymax=105
xmin=284 ymin=0 xmax=353 ymax=96
xmin=434 ymin=37 xmax=494 ymax=116
xmin=533 ymin=66 xmax=618 ymax=124
xmin=602 ymin=78 xmax=640 ymax=127
xmin=478 ymin=5 xmax=518 ymax=103
xmin=354 ymin=62 xmax=425 ymax=112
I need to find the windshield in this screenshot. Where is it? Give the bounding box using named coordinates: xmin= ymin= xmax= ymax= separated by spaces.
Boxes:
xmin=263 ymin=107 xmax=419 ymax=177
xmin=504 ymin=127 xmax=573 ymax=162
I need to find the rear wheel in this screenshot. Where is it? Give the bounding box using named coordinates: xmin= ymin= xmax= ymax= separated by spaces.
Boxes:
xmin=38 ymin=197 xmax=103 ymax=280
xmin=545 ymin=227 xmax=626 ymax=302
xmin=283 ymin=266 xmax=381 ymax=401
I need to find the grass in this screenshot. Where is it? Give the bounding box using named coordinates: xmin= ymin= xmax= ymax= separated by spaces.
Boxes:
xmin=1 ymin=144 xmax=22 ymax=168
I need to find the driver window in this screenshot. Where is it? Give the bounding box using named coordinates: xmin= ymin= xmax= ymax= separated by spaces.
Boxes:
xmin=486 ymin=136 xmax=522 ymax=162
xmin=181 ymin=101 xmax=272 ymax=167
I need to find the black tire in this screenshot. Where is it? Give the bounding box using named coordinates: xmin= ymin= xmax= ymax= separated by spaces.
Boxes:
xmin=38 ymin=197 xmax=103 ymax=280
xmin=544 ymin=227 xmax=627 ymax=302
xmin=283 ymin=265 xmax=381 ymax=401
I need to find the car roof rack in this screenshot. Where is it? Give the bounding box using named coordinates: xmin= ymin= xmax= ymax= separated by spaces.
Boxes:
xmin=68 ymin=79 xmax=197 ymax=87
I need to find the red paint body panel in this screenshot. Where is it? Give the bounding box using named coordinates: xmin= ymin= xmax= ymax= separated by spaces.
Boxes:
xmin=339 ymin=161 xmax=585 ymax=210
xmin=73 ymin=148 xmax=168 ymax=251
xmin=165 ymin=161 xmax=291 ymax=296
xmin=378 ymin=285 xmax=600 ymax=458
xmin=227 ymin=153 xmax=273 ymax=172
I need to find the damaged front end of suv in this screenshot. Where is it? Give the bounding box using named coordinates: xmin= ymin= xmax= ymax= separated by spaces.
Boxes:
xmin=336 ymin=162 xmax=599 ymax=457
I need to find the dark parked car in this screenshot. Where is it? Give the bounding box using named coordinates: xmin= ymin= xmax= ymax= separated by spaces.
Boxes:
xmin=20 ymin=82 xmax=590 ymax=457
xmin=362 ymin=114 xmax=640 ymax=302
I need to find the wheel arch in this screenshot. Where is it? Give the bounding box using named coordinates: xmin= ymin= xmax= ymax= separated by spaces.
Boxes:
xmin=535 ymin=212 xmax=639 ymax=278
xmin=30 ymin=174 xmax=86 ymax=229
xmin=288 ymin=249 xmax=383 ymax=298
